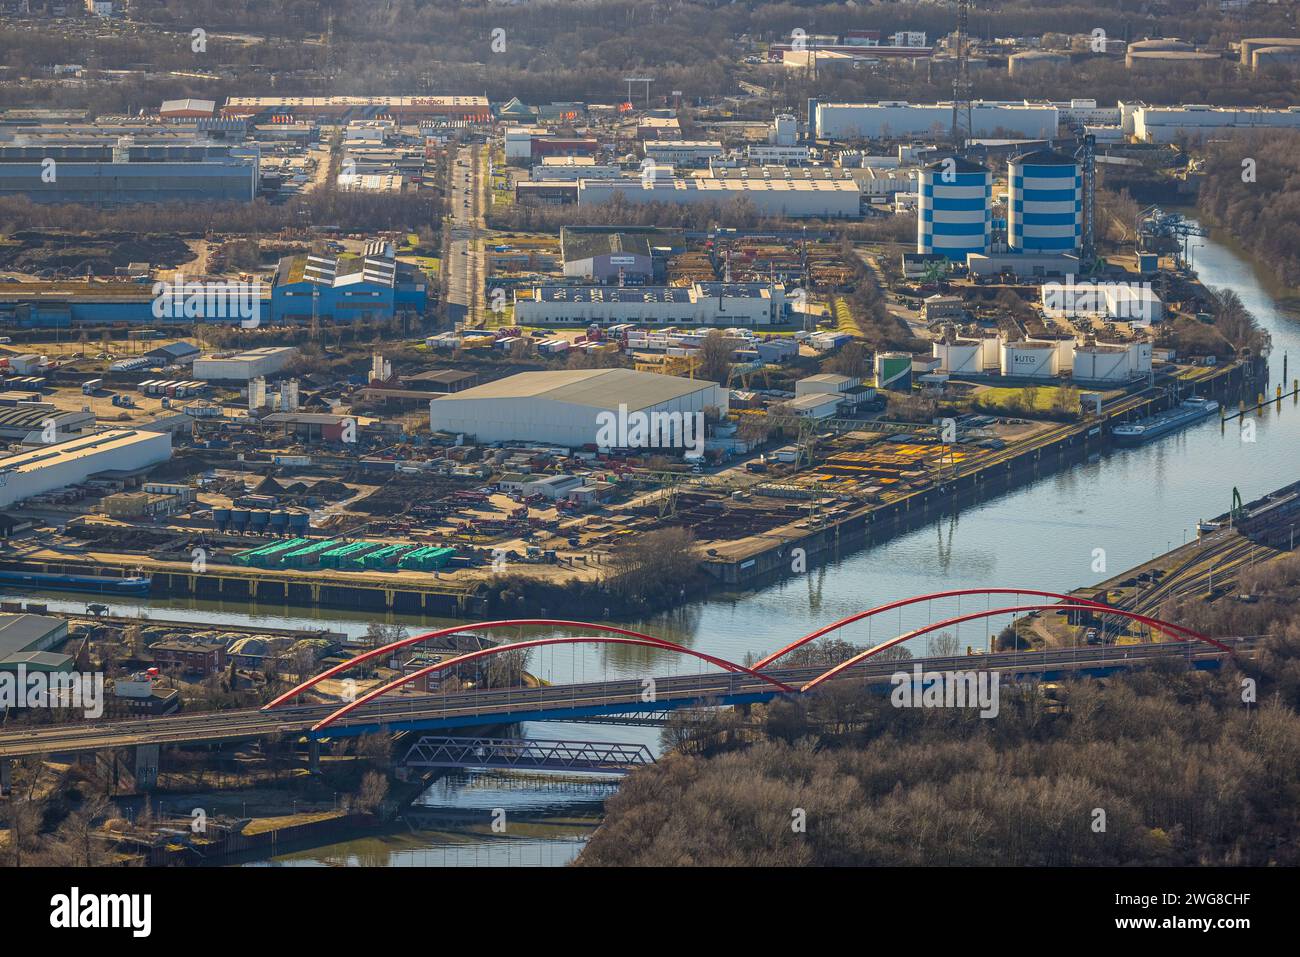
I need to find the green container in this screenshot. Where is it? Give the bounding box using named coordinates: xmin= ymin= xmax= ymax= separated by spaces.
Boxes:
xmin=319 ymin=541 xmax=380 ymax=569
xmin=362 ymin=544 xmax=415 ymax=569
xmin=279 ymin=539 xmax=340 ymax=568
xmin=234 ymin=537 xmax=311 ymax=567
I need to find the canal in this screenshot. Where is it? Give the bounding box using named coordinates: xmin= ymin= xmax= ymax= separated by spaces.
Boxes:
xmin=13 ymin=223 xmax=1300 ymax=866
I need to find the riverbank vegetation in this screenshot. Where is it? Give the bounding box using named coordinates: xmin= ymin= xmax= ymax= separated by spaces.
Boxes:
xmin=1198 ymin=132 xmax=1300 ymax=290
xmin=483 ymin=526 xmax=706 ymax=618
xmin=578 ymin=556 xmax=1300 ymax=866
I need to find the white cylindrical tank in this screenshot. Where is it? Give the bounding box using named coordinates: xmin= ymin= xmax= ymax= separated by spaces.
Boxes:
xmin=1241 ymin=37 xmax=1300 ymax=66
xmin=1128 ymin=341 xmax=1153 ymax=375
xmin=1008 ymin=51 xmax=1069 ymax=76
xmin=1001 ymin=341 xmax=1060 ymax=378
xmin=1031 ymin=337 xmax=1075 ymax=372
xmin=1251 ymin=45 xmax=1300 ymax=71
xmin=1072 ymin=344 xmax=1131 ymax=382
xmin=933 ymin=339 xmax=982 ymax=375
xmin=978 ymin=336 xmax=1001 ymax=369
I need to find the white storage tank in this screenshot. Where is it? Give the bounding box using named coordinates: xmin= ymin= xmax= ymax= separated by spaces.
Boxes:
xmin=1001 ymin=340 xmax=1060 ymax=378
xmin=978 ymin=335 xmax=1001 ymax=370
xmin=1128 ymin=340 xmax=1153 ymax=375
xmin=932 ymin=339 xmax=983 ymax=375
xmin=1008 ymin=51 xmax=1069 ymax=76
xmin=1072 ymin=344 xmax=1132 ymax=382
xmin=1036 ymin=337 xmax=1075 ymax=372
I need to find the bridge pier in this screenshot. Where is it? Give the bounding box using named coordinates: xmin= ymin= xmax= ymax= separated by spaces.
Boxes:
xmin=0 ymin=758 xmax=10 ymax=796
xmin=308 ymin=739 xmax=320 ymax=774
xmin=134 ymin=744 xmax=160 ymax=791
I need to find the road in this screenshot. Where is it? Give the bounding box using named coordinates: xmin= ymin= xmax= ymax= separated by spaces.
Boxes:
xmin=0 ymin=638 xmax=1252 ymax=759
xmin=444 ymin=143 xmax=488 ymax=328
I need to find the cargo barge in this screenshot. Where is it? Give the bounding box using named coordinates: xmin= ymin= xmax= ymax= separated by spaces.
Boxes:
xmin=1112 ymin=397 xmax=1219 ymax=445
xmin=0 ymin=569 xmax=153 ymax=596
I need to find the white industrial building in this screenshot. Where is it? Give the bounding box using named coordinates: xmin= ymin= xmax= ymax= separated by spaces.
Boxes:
xmin=795 ymin=373 xmax=860 ymax=397
xmin=786 ymin=393 xmax=842 ymax=418
xmin=504 ymin=125 xmax=547 ymax=160
xmin=192 ymin=346 xmax=297 ymax=382
xmin=1132 ymin=104 xmax=1300 ymax=142
xmin=427 ymin=369 xmax=727 ymax=448
xmin=643 ymin=141 xmax=726 ymax=166
xmin=746 ymin=144 xmax=813 ymax=165
xmin=577 ymin=175 xmax=860 ymax=218
xmin=514 ymin=282 xmax=788 ymax=326
xmin=531 ymin=157 xmax=621 ymax=181
xmin=769 ymin=114 xmax=800 ymax=146
xmin=850 ymin=165 xmax=918 ymax=199
xmin=1040 ymin=279 xmax=1164 ymax=324
xmin=812 ymin=100 xmax=1059 ymax=141
xmin=1051 ymin=99 xmax=1122 ymax=126
xmin=0 ymin=429 xmax=172 ymax=509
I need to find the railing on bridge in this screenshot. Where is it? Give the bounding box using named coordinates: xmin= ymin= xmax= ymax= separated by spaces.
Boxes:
xmin=400 ymin=736 xmax=655 ymax=775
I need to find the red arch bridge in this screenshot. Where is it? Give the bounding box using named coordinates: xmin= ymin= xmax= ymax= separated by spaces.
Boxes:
xmin=0 ymin=589 xmax=1254 ymax=768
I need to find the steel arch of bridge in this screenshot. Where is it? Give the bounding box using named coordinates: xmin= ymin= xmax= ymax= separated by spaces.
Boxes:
xmin=800 ymin=602 xmax=1229 ymax=692
xmin=751 ymin=587 xmax=1211 ymax=671
xmin=270 ymin=588 xmax=1223 ymax=726
xmin=264 ymin=618 xmax=724 ymax=710
xmin=311 ymin=635 xmax=798 ymax=732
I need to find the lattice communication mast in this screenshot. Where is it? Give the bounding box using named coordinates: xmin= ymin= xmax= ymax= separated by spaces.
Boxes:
xmin=951 ymin=0 xmax=973 ymax=145
xmin=1078 ymin=132 xmax=1097 ymax=268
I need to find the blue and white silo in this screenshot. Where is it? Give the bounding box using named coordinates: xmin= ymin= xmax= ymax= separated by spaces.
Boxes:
xmin=1008 ymin=149 xmax=1081 ymax=253
xmin=917 ymin=157 xmax=991 ymax=261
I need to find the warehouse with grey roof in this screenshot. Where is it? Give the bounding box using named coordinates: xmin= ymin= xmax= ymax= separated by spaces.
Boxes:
xmin=427 ymin=369 xmax=727 ymax=449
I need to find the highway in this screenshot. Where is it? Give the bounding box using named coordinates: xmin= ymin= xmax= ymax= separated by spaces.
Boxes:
xmin=444 ymin=142 xmax=487 ymax=328
xmin=0 ymin=638 xmax=1253 ymax=759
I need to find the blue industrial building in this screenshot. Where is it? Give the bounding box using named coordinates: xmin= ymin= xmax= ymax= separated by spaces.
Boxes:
xmin=270 ymin=240 xmax=429 ymax=323
xmin=1007 ymin=149 xmax=1081 ymax=254
xmin=0 ymin=131 xmax=258 ymax=204
xmin=917 ymin=157 xmax=991 ymax=261
xmin=0 ymin=240 xmax=427 ymax=328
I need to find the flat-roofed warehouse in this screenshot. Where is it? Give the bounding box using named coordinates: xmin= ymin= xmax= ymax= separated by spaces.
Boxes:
xmin=428 ymin=369 xmax=727 ymax=448
xmin=560 ymin=227 xmax=661 ymax=283
xmin=193 ymin=346 xmax=297 ymax=381
xmin=0 ymin=429 xmax=172 ymax=509
xmin=514 ymin=281 xmax=788 ymax=326
xmin=0 ymin=406 xmax=95 ymax=441
xmin=221 ymin=96 xmax=491 ymax=123
xmin=577 ymin=175 xmax=862 ymax=218
xmin=0 ymin=129 xmax=259 ymax=204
